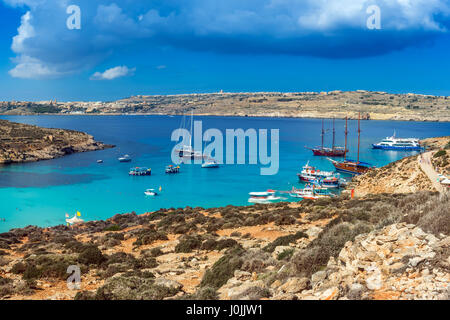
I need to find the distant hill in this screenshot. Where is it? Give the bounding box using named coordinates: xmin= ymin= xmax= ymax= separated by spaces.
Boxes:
xmin=1 ymin=90 xmax=449 ymax=121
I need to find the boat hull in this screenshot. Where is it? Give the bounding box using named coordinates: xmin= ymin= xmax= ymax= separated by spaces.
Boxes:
xmin=332 ymin=162 xmax=371 ymax=175
xmin=311 ymin=148 xmax=346 ymax=157
xmin=372 ymin=144 xmax=422 ymax=151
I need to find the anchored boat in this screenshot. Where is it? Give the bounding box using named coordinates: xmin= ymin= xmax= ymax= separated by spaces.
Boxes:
xmin=165 ymin=165 xmax=180 ymax=174
xmin=329 ymin=114 xmax=375 ymax=175
xmin=248 ymin=190 xmax=282 ymax=204
xmin=372 ymin=132 xmax=422 ymax=151
xmin=297 ymin=161 xmax=334 ymax=182
xmin=144 ymin=189 xmax=158 ymax=196
xmin=118 ymin=154 xmax=132 ymax=162
xmin=129 ymin=167 xmax=152 ymax=176
xmin=289 ymin=185 xmax=334 ymax=200
xmin=306 ymin=118 xmax=347 ymax=157
xmin=202 ymin=160 xmax=219 ymax=168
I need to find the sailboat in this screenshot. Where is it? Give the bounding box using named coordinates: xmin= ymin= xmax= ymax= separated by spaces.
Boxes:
xmin=176 ymin=111 xmax=204 ymax=160
xmin=306 ymin=118 xmax=347 ymax=157
xmin=328 ymin=113 xmax=375 ymax=175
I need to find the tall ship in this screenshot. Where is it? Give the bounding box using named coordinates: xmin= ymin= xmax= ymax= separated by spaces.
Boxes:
xmin=372 ymin=132 xmax=422 ymax=151
xmin=306 ymin=118 xmax=347 ymax=157
xmin=328 ymin=114 xmax=375 ymax=175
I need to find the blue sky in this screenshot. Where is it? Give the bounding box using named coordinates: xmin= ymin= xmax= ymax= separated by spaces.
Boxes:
xmin=1 ymin=0 xmax=450 ymax=101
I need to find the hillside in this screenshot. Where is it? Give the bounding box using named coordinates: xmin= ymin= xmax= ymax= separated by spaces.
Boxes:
xmin=0 ymin=120 xmax=114 ymax=164
xmin=0 ymin=191 xmax=448 ymax=300
xmin=1 ymin=90 xmax=450 ymax=121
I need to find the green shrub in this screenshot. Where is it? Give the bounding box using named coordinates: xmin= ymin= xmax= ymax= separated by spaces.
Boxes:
xmin=104 ymin=225 xmax=121 ymax=232
xmin=175 ymin=236 xmax=202 ymax=253
xmin=263 ymin=231 xmax=308 ymax=253
xmin=277 ymin=248 xmax=295 ymax=261
xmin=200 ymin=246 xmax=244 ymax=289
xmin=78 ymin=245 xmax=105 ymax=265
xmin=434 ymin=150 xmax=446 ymax=158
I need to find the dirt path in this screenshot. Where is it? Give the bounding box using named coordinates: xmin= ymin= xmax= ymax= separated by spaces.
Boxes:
xmin=418 ymin=152 xmax=445 ymax=193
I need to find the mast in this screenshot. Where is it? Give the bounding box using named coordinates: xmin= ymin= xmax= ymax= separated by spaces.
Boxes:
xmin=344 ymin=116 xmax=348 ymax=160
xmin=189 ymin=110 xmax=193 ymax=148
xmin=321 ymin=119 xmax=325 ymax=150
xmin=332 ymin=118 xmax=335 ymax=150
xmin=357 ymin=112 xmax=361 ymax=164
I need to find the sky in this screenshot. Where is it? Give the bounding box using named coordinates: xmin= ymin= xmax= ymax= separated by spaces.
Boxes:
xmin=1 ymin=0 xmax=450 ymax=101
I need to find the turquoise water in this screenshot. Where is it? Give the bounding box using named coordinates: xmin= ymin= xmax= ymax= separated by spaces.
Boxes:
xmin=0 ymin=115 xmax=448 ymax=232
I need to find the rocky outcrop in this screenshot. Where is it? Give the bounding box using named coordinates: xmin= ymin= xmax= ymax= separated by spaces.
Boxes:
xmin=349 ymin=155 xmax=435 ymax=197
xmin=294 ymin=223 xmax=449 ymax=300
xmin=0 ymin=120 xmax=114 ymax=164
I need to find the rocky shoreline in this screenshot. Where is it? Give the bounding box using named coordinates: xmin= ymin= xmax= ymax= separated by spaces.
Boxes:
xmin=0 ymin=120 xmax=114 ymax=164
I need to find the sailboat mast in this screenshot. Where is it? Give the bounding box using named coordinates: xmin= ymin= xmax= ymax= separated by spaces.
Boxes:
xmin=357 ymin=112 xmax=361 ymax=164
xmin=189 ymin=110 xmax=193 ymax=147
xmin=321 ymin=119 xmax=325 ymax=150
xmin=332 ymin=118 xmax=335 ymax=150
xmin=344 ymin=117 xmax=348 ymax=160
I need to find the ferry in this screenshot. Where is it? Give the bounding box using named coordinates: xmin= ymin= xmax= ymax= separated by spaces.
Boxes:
xmin=118 ymin=155 xmax=132 ymax=162
xmin=372 ymin=133 xmax=422 ymax=151
xmin=129 ymin=167 xmax=152 ymax=176
xmin=248 ymin=190 xmax=282 ymax=204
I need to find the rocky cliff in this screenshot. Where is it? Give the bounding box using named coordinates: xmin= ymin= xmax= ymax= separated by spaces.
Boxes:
xmin=0 ymin=120 xmax=114 ymax=164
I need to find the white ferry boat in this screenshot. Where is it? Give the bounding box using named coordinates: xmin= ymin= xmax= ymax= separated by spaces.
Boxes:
xmin=372 ymin=132 xmax=422 ymax=151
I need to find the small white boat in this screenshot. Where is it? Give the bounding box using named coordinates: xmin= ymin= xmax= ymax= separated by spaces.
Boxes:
xmin=66 ymin=215 xmax=84 ymax=225
xmin=144 ymin=188 xmax=158 ymax=196
xmin=97 ymin=160 xmax=103 ymax=163
xmin=248 ymin=190 xmax=282 ymax=204
xmin=118 ymin=155 xmax=132 ymax=162
xmin=202 ymin=160 xmax=219 ymax=168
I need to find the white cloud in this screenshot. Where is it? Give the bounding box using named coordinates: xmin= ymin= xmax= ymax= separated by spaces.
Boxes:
xmin=9 ymin=55 xmax=65 ymax=79
xmin=4 ymin=0 xmax=450 ymax=79
xmin=90 ymin=65 xmax=135 ymax=80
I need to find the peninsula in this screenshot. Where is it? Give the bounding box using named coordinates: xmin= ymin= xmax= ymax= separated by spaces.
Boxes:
xmin=0 ymin=120 xmax=114 ymax=164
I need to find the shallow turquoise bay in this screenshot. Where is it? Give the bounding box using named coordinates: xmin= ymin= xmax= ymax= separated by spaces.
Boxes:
xmin=0 ymin=115 xmax=448 ymax=232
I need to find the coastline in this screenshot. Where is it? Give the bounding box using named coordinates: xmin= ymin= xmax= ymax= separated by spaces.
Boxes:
xmin=1 ymin=112 xmax=449 ymax=122
xmin=2 ymin=90 xmax=450 ymax=122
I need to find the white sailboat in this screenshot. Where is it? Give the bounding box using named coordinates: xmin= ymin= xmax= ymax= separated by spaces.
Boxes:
xmin=176 ymin=111 xmax=204 ymax=160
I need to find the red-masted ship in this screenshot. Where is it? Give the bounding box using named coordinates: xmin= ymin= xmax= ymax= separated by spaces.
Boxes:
xmin=306 ymin=118 xmax=347 ymax=157
xmin=328 ymin=114 xmax=375 ymax=175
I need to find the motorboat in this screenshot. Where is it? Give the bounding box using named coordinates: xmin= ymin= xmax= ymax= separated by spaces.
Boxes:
xmin=118 ymin=154 xmax=132 ymax=162
xmin=202 ymin=160 xmax=219 ymax=168
xmin=144 ymin=189 xmax=158 ymax=196
xmin=248 ymin=190 xmax=282 ymax=204
xmin=165 ymin=165 xmax=180 ymax=174
xmin=129 ymin=167 xmax=152 ymax=176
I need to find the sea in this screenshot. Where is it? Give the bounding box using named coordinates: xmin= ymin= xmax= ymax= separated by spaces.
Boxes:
xmin=0 ymin=115 xmax=448 ymax=232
